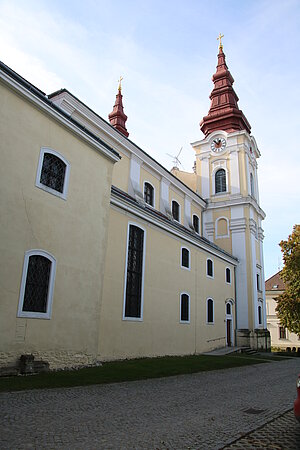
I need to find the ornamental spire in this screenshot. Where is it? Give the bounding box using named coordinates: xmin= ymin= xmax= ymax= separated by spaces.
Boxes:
xmin=200 ymin=39 xmax=251 ymax=137
xmin=108 ymin=77 xmax=129 ymax=137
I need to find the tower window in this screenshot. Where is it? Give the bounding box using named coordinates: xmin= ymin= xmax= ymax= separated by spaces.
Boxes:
xmin=207 ymin=259 xmax=213 ymax=277
xmin=215 ymin=169 xmax=226 ymax=194
xmin=172 ymin=200 xmax=180 ymax=222
xmin=124 ymin=225 xmax=145 ymax=319
xmin=180 ymin=293 xmax=190 ymax=323
xmin=144 ymin=182 xmax=154 ymax=207
xmin=193 ymin=214 xmax=200 ymax=234
xmin=250 ymin=173 xmax=254 ymax=197
xmin=181 ymin=247 xmax=190 ymax=269
xmin=207 ymin=298 xmax=214 ymax=323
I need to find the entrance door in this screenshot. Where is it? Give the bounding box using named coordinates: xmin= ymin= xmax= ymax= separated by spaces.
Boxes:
xmin=226 ymin=319 xmax=232 ymax=347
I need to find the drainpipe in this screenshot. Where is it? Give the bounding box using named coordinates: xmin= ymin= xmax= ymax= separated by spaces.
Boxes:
xmin=234 ymin=265 xmax=238 ymax=347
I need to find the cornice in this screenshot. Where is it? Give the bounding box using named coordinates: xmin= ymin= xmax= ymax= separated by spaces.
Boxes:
xmin=206 ymin=195 xmax=266 ymax=220
xmin=111 ymin=188 xmax=238 ymax=265
xmin=0 ymin=71 xmax=120 ymax=164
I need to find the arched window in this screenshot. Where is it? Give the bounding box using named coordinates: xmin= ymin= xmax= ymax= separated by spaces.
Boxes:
xmin=215 ymin=169 xmax=226 ymax=194
xmin=226 ymin=268 xmax=231 ymax=284
xmin=226 ymin=303 xmax=231 ymax=315
xmin=36 ymin=148 xmax=70 ymax=199
xmin=207 ymin=258 xmax=213 ymax=277
xmin=17 ymin=250 xmax=56 ymax=319
xmin=193 ymin=214 xmax=200 ymax=234
xmin=124 ymin=224 xmax=145 ymax=320
xmin=172 ymin=200 xmax=180 ymax=222
xmin=180 ymin=293 xmax=190 ymax=323
xmin=207 ymin=298 xmax=214 ymax=323
xmin=144 ymin=182 xmax=154 ymax=207
xmin=181 ymin=247 xmax=190 ymax=269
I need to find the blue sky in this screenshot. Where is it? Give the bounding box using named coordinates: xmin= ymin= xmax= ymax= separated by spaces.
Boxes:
xmin=1 ymin=0 xmax=299 ymax=278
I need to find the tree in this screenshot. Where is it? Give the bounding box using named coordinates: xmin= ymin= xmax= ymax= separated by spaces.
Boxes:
xmin=276 ymin=225 xmax=300 ymax=335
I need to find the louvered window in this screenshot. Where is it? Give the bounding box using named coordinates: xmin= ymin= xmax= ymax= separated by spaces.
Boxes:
xmin=124 ymin=225 xmax=144 ymax=318
xmin=215 ymin=169 xmax=226 ymax=193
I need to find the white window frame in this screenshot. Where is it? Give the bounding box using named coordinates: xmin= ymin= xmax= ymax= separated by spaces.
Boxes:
xmin=171 ymin=199 xmax=181 ymax=223
xmin=181 ymin=246 xmax=191 ymax=271
xmin=211 ymin=162 xmax=229 ymax=196
xmin=206 ymin=298 xmax=214 ymax=324
xmin=36 ymin=147 xmax=70 ymax=200
xmin=257 ymin=299 xmax=263 ymax=327
xmin=17 ymin=249 xmax=56 ymax=319
xmin=143 ymin=180 xmax=155 ymax=208
xmin=206 ymin=258 xmax=214 ymax=279
xmin=192 ymin=214 xmax=200 ymax=234
xmin=123 ymin=222 xmax=146 ymax=322
xmin=180 ymin=292 xmax=190 ymax=323
xmin=225 ymin=267 xmax=231 ymax=284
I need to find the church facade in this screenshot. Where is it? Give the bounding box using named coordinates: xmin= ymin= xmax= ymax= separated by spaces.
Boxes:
xmin=0 ymin=42 xmax=270 ymax=370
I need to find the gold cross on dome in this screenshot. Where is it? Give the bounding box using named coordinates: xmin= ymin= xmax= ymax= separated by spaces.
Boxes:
xmin=118 ymin=76 xmax=123 ymax=91
xmin=217 ymin=33 xmax=224 ymax=50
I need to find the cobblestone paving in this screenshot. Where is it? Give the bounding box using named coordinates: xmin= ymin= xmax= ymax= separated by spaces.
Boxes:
xmin=222 ymin=409 xmax=300 ymax=449
xmin=0 ymin=358 xmax=299 ymax=449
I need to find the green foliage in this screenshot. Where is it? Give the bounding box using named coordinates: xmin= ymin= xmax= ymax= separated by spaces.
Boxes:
xmin=276 ymin=225 xmax=300 ymax=335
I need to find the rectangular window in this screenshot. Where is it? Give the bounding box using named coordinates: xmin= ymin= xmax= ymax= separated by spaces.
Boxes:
xmin=180 ymin=294 xmax=190 ymax=322
xmin=279 ymin=326 xmax=286 ymax=339
xmin=193 ymin=215 xmax=200 ymax=233
xmin=124 ymin=225 xmax=145 ymax=319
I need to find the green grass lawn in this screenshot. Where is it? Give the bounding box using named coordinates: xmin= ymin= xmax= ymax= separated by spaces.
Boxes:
xmin=0 ymin=353 xmax=279 ymax=393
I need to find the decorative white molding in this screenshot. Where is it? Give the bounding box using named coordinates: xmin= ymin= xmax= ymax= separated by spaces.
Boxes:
xmin=215 ymin=217 xmax=230 ymax=239
xmin=35 ymin=147 xmax=70 ymax=200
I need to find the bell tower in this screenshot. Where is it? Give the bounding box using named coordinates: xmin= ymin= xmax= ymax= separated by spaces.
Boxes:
xmin=192 ymin=37 xmax=270 ymax=350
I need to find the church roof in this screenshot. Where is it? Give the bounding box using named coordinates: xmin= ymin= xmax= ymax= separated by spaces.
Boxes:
xmin=200 ymin=46 xmax=251 ymax=137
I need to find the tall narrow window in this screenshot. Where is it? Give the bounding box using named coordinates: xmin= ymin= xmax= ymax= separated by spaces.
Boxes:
xmin=256 ymin=273 xmax=260 ymax=291
xmin=181 ymin=247 xmax=190 ymax=269
xmin=180 ymin=293 xmax=190 ymax=323
xmin=226 ymin=268 xmax=231 ymax=283
xmin=250 ymin=173 xmax=254 ymax=197
xmin=144 ymin=182 xmax=154 ymax=207
xmin=124 ymin=225 xmax=145 ymax=319
xmin=193 ymin=214 xmax=200 ymax=233
xmin=215 ymin=169 xmax=226 ymax=194
xmin=258 ymin=305 xmax=262 ymax=325
xmin=207 ymin=259 xmax=213 ymax=277
xmin=36 ymin=148 xmax=70 ymax=199
xmin=279 ymin=326 xmax=286 ymax=339
xmin=17 ymin=250 xmax=56 ymax=319
xmin=207 ymin=298 xmax=214 ymax=323
xmin=172 ymin=200 xmax=180 ymax=222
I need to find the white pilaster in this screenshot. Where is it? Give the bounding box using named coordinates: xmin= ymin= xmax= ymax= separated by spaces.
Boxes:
xmin=201 ymin=157 xmax=210 ymax=199
xmin=249 ymin=210 xmax=258 ymax=329
xmin=184 ymin=195 xmax=192 ymax=228
xmin=230 ymin=205 xmax=248 ymax=329
xmin=129 ymin=154 xmax=143 ymax=201
xmin=160 ymin=177 xmax=171 ymax=216
xmin=258 ymin=221 xmax=267 ymax=328
xmin=245 ymin=156 xmax=251 ymax=196
xmin=229 ymin=150 xmax=240 ymax=195
xmin=203 ymin=210 xmax=214 ymax=242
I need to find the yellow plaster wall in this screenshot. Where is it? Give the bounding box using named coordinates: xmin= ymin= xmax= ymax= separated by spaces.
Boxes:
xmin=111 ymin=150 xmax=130 ymax=192
xmin=212 ymin=209 xmax=232 ymax=254
xmin=171 ymin=169 xmax=197 ymax=192
xmin=0 ymin=82 xmax=114 ymax=368
xmin=99 ymin=207 xmax=236 ymax=359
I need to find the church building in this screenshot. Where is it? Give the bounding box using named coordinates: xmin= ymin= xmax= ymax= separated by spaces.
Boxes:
xmin=0 ymin=39 xmax=270 ymax=370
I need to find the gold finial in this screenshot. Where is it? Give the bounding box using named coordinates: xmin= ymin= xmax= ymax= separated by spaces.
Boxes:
xmin=217 ymin=33 xmax=224 ymax=50
xmin=118 ymin=76 xmax=123 ymax=91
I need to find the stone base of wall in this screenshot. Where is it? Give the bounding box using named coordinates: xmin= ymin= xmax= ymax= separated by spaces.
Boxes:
xmin=0 ymin=350 xmax=99 ymax=371
xmin=236 ymin=328 xmax=271 ymax=351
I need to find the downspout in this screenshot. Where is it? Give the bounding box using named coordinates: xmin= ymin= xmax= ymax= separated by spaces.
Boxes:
xmin=234 ymin=265 xmax=238 ymax=346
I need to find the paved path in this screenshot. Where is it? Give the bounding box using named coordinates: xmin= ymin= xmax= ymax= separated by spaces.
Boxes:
xmin=0 ymin=358 xmax=299 ymax=449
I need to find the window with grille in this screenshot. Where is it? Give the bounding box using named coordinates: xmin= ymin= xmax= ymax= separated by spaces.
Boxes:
xmin=207 ymin=298 xmax=214 ymax=323
xmin=181 ymin=247 xmax=190 ymax=269
xmin=17 ymin=250 xmax=56 ymax=319
xmin=226 ymin=268 xmax=231 ymax=283
xmin=144 ymin=182 xmax=154 ymax=207
xmin=180 ymin=293 xmax=190 ymax=322
xmin=124 ymin=225 xmax=145 ymax=319
xmin=207 ymin=259 xmax=213 ymax=277
xmin=215 ymin=169 xmax=226 ymax=194
xmin=172 ymin=200 xmax=180 ymax=222
xmin=193 ymin=214 xmax=200 ymax=233
xmin=36 ymin=148 xmax=70 ymax=199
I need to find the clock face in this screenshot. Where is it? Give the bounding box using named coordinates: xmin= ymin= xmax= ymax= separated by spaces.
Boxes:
xmin=211 ymin=137 xmax=226 ymax=153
